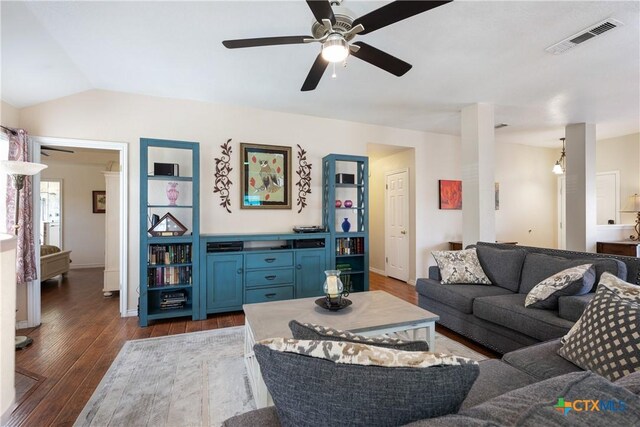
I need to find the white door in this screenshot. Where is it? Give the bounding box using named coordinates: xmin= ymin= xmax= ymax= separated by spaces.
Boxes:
xmin=596 ymin=172 xmax=620 ymax=225
xmin=385 ymin=170 xmax=409 ymax=282
xmin=558 ymin=176 xmax=566 ymax=249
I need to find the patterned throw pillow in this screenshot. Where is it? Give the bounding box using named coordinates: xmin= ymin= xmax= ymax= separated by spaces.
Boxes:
xmin=288 ymin=320 xmax=430 ymax=351
xmin=525 ymin=264 xmax=594 ymax=309
xmin=562 ymin=272 xmax=640 ymax=344
xmin=432 ymin=248 xmax=491 ymax=285
xmin=254 ymin=338 xmax=479 ymax=427
xmin=557 ymin=277 xmax=640 ymax=381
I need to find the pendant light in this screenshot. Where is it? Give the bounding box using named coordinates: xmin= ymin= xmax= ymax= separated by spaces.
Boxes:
xmin=552 ymin=138 xmax=566 ymax=175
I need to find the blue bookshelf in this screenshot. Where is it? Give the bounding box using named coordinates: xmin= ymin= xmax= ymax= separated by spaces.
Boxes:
xmin=139 ymin=138 xmax=200 ymax=326
xmin=322 ymin=154 xmax=369 ymax=293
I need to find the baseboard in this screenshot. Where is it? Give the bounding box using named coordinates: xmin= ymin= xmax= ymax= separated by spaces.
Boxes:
xmin=369 ymin=267 xmax=386 ymax=276
xmin=70 ymin=263 xmax=105 ymax=270
xmin=124 ymin=309 xmax=138 ymax=318
xmin=15 ymin=320 xmax=29 ymax=330
xmin=407 ymin=279 xmax=416 ymax=286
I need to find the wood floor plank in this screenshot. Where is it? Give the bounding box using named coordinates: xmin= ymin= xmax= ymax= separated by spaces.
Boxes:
xmin=10 ymin=268 xmax=496 ymax=426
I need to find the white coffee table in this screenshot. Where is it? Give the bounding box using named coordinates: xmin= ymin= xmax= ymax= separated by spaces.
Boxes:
xmin=243 ymin=290 xmax=440 ymax=408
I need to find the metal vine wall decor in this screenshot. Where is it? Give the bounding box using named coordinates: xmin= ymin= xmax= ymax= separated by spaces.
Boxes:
xmin=214 ymin=139 xmax=233 ymax=213
xmin=295 ymin=144 xmax=312 ymax=213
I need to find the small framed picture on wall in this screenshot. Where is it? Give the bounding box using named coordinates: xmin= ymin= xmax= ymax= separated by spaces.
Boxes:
xmin=93 ymin=190 xmax=106 ymax=213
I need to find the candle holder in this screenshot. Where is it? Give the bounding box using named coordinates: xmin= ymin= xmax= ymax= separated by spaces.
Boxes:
xmin=323 ymin=269 xmax=344 ymax=306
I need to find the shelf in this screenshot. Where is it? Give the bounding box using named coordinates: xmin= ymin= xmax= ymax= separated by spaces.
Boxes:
xmin=147 ymin=175 xmax=193 ymax=181
xmin=335 ymin=207 xmax=364 ymax=210
xmin=335 ymin=232 xmax=367 ymax=237
xmin=336 ymin=254 xmax=365 ymax=258
xmin=148 ymin=236 xmax=194 ymax=244
xmin=148 ymin=306 xmax=193 ymax=320
xmin=147 ymin=204 xmax=193 ymax=208
xmin=335 ymin=183 xmax=364 ymax=188
xmin=147 ymin=284 xmax=192 ymax=291
xmin=147 ymin=262 xmax=192 ymax=268
xmin=337 ymin=270 xmax=364 ymax=275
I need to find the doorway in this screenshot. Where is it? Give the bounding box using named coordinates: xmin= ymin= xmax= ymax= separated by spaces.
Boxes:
xmin=28 ymin=136 xmax=128 ymax=327
xmin=40 ymin=179 xmax=62 ymax=247
xmin=385 ymin=169 xmax=410 ymax=282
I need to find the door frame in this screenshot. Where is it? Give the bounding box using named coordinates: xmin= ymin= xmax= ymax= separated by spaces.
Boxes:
xmin=30 ymin=136 xmax=129 ymax=324
xmin=384 ymin=168 xmax=410 ymax=282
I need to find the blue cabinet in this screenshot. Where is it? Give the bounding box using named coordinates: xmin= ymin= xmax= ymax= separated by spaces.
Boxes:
xmin=199 ymin=233 xmax=330 ymax=314
xmin=206 ymin=253 xmax=243 ymax=312
xmin=139 ymin=138 xmax=200 ymax=327
xmin=295 ymin=249 xmax=327 ymax=298
xmin=322 ymin=154 xmax=369 ymax=293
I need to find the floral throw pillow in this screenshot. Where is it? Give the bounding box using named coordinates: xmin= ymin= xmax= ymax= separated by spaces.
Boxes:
xmin=525 ymin=264 xmax=595 ymax=309
xmin=432 ymin=248 xmax=491 ymax=285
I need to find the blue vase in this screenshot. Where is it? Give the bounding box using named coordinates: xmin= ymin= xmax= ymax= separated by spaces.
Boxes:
xmin=341 ymin=218 xmax=351 ymax=232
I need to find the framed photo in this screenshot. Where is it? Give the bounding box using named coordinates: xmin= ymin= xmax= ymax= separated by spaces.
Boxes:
xmin=92 ymin=190 xmax=106 ymax=213
xmin=439 ymin=180 xmax=462 ymax=210
xmin=240 ymin=143 xmax=292 ymax=209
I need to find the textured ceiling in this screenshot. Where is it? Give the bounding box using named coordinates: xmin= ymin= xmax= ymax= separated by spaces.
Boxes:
xmin=2 ymin=1 xmax=639 ymax=147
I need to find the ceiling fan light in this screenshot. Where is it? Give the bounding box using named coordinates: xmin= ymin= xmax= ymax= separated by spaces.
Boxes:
xmin=321 ymin=34 xmax=349 ymax=63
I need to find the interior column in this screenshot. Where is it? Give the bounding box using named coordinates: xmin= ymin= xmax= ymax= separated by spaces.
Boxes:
xmin=461 ymin=103 xmax=496 ymax=247
xmin=565 ymin=123 xmax=597 ymax=252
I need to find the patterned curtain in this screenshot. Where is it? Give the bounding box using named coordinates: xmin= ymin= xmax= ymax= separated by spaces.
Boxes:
xmin=5 ymin=128 xmax=38 ymax=284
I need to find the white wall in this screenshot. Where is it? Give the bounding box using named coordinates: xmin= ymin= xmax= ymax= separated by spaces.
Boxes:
xmin=1 ymin=101 xmax=20 ymax=129
xmin=41 ymin=156 xmax=117 ymax=268
xmin=0 ymin=235 xmax=16 ymax=422
xmin=17 ymin=89 xmax=560 ymax=311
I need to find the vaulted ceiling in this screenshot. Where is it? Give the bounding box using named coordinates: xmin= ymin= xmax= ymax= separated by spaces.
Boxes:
xmin=2 ymin=1 xmax=639 ymax=146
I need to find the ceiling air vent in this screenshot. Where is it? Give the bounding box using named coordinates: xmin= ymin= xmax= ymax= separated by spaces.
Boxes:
xmin=545 ymin=18 xmax=623 ymax=55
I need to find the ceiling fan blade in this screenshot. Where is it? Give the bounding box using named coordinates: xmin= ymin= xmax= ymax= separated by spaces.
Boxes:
xmin=306 ymin=0 xmax=336 ymax=26
xmin=353 ymin=0 xmax=452 ymax=35
xmin=301 ymin=54 xmax=329 ymax=91
xmin=41 ymin=146 xmax=75 ymax=154
xmin=350 ymin=42 xmax=412 ymax=76
xmin=222 ymin=36 xmax=312 ymax=49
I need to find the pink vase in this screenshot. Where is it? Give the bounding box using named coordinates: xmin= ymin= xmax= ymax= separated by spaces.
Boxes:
xmin=167 ymin=182 xmax=179 ymax=206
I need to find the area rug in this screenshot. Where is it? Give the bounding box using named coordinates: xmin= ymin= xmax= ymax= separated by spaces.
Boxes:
xmin=75 ymin=326 xmax=487 ymax=427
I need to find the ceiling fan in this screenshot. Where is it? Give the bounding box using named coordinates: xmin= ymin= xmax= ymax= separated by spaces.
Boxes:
xmin=41 ymin=146 xmax=74 ymax=157
xmin=222 ymin=0 xmax=452 ymax=91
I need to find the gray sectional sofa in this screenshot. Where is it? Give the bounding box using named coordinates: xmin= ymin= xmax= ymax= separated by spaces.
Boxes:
xmin=224 ymin=338 xmax=640 ymax=426
xmin=416 ymin=241 xmax=640 ymax=354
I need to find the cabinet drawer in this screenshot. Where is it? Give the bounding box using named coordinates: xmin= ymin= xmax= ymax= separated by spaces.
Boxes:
xmin=245 ymin=286 xmax=294 ymax=304
xmin=246 ymin=252 xmax=293 ymax=269
xmin=246 ymin=268 xmax=294 ymax=288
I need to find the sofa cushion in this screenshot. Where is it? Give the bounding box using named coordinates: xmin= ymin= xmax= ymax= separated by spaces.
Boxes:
xmin=222 ymin=407 xmax=281 ymax=427
xmin=475 ymin=245 xmax=526 ymax=292
xmin=473 ymin=294 xmax=574 ymax=342
xmin=524 ymin=264 xmax=595 ymax=309
xmin=558 ymin=293 xmax=594 ymax=322
xmin=558 ymin=276 xmax=640 ymax=381
xmin=254 ymin=338 xmax=479 ymax=427
xmin=416 ymin=279 xmax=513 ymax=314
xmin=615 ymin=371 xmax=640 ymax=395
xmin=461 ymin=359 xmax=537 ymax=409
xmin=288 ymin=320 xmax=430 ymax=351
xmin=502 ymin=339 xmax=582 ymax=381
xmin=407 ymin=371 xmax=640 ymax=427
xmin=519 ymin=252 xmax=626 ymax=294
xmin=432 ymin=249 xmax=491 ymax=285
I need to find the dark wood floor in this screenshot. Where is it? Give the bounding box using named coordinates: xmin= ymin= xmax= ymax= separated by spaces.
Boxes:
xmin=10 ymin=269 xmax=495 ymax=426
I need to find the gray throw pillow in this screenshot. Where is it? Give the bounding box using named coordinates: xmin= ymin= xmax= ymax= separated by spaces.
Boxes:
xmin=475 ymin=245 xmax=527 ymax=292
xmin=432 ymin=248 xmax=491 ymax=285
xmin=525 ymin=264 xmax=595 ymax=310
xmin=254 ymin=338 xmax=479 ymax=427
xmin=288 ymin=320 xmax=430 ymax=351
xmin=558 ymin=275 xmax=640 ymax=381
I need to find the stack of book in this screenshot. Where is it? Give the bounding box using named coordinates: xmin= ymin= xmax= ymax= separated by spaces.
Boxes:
xmin=160 ymin=290 xmax=187 ymax=310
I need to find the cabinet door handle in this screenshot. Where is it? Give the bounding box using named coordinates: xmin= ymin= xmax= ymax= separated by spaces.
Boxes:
xmin=265 ymin=293 xmax=277 ymax=298
xmin=296 ymin=264 xmax=302 ymax=270
xmin=264 ymin=257 xmax=276 ymax=263
xmin=265 ymin=275 xmax=276 ymax=280
xmin=237 ymin=268 xmax=243 ymax=274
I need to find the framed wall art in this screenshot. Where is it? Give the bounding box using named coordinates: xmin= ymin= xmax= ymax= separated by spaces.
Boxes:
xmin=240 ymin=143 xmax=291 ymax=209
xmin=439 ymin=180 xmax=462 ymax=210
xmin=92 ymin=190 xmax=106 ymax=213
